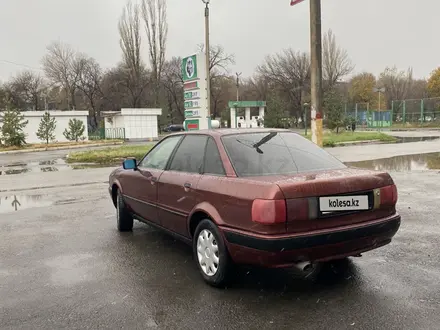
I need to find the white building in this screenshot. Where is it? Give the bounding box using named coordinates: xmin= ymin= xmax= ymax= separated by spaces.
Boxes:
xmin=102 ymin=108 xmax=162 ymax=140
xmin=0 ymin=111 xmax=89 ymax=144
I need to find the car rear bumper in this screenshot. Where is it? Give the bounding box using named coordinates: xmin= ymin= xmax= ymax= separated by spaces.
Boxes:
xmin=221 ymin=214 xmax=401 ymax=268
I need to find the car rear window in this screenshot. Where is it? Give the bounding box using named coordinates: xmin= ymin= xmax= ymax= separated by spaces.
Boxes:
xmin=221 ymin=132 xmax=346 ymax=177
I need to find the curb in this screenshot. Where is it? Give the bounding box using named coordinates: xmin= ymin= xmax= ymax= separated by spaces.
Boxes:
xmin=332 ymin=140 xmax=387 ymax=147
xmin=0 ymin=142 xmax=124 ymax=155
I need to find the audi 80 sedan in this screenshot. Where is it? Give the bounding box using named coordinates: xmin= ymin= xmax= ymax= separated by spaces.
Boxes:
xmin=108 ymin=129 xmax=400 ymax=287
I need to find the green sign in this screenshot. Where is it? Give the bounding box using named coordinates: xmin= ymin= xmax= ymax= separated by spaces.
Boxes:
xmin=184 ymin=100 xmax=201 ymax=109
xmin=184 ymin=109 xmax=201 ymax=118
xmin=184 ymin=119 xmax=199 ymax=131
xmin=182 ymin=55 xmax=198 ymax=82
xmin=184 ymin=90 xmax=200 ymax=100
xmin=228 ymin=100 xmax=266 ymax=108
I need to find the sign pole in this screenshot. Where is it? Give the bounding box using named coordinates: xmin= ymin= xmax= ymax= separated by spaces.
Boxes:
xmin=204 ymin=0 xmax=211 ymax=124
xmin=309 ymin=0 xmax=323 ymax=147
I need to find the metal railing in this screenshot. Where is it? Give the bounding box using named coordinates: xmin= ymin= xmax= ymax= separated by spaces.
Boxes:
xmin=89 ymin=128 xmax=125 ymax=140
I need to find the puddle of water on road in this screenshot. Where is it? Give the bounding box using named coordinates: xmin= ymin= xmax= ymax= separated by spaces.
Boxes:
xmin=395 ymin=136 xmax=440 ymax=143
xmin=0 ymin=194 xmax=53 ymax=214
xmin=346 ymin=152 xmax=440 ymax=171
xmin=0 ymin=158 xmax=113 ymax=176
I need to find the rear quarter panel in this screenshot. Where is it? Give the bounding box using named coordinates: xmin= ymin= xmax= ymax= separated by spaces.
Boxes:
xmin=195 ymin=175 xmax=286 ymax=235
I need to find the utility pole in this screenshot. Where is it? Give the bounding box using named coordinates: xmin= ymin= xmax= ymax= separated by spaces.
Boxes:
xmin=309 ymin=0 xmax=323 ymax=147
xmin=202 ymin=0 xmax=211 ymax=121
xmin=235 ymin=72 xmax=242 ymax=101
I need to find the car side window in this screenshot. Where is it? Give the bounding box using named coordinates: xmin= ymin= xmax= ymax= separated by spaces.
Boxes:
xmin=168 ymin=135 xmax=208 ymax=173
xmin=138 ymin=136 xmax=182 ymax=170
xmin=203 ymin=137 xmax=225 ymax=176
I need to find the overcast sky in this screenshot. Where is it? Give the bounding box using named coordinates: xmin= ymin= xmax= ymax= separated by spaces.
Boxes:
xmin=0 ymin=0 xmax=437 ymax=82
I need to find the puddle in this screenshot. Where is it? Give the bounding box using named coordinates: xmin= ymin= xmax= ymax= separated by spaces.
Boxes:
xmin=346 ymin=152 xmax=440 ymax=171
xmin=395 ymin=136 xmax=440 ymax=143
xmin=0 ymin=158 xmax=112 ymax=176
xmin=0 ymin=194 xmax=53 ymax=214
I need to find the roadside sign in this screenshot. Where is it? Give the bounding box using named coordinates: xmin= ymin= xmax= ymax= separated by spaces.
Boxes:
xmin=184 ymin=110 xmax=201 ymax=118
xmin=184 ymin=100 xmax=201 ymax=109
xmin=182 ymin=55 xmax=198 ymax=82
xmin=184 ymin=91 xmax=201 ymax=100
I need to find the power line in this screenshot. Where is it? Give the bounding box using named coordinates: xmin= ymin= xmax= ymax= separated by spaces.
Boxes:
xmin=0 ymin=59 xmax=43 ymax=72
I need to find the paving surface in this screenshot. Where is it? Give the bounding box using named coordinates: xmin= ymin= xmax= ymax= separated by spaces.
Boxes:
xmin=1 ymin=144 xmax=440 ymax=330
xmin=328 ymin=139 xmax=440 ymax=162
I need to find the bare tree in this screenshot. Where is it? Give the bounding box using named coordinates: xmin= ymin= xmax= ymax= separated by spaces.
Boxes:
xmin=210 ymin=75 xmax=235 ymax=118
xmin=119 ymin=1 xmax=150 ymax=108
xmin=197 ymin=44 xmax=235 ymax=74
xmin=379 ymin=66 xmax=413 ymax=110
xmin=9 ymin=71 xmax=45 ymax=110
xmin=141 ymin=0 xmax=168 ymax=107
xmin=196 ymin=44 xmax=235 ymax=117
xmin=162 ymin=57 xmax=184 ymax=122
xmin=75 ymin=56 xmax=104 ymax=128
xmin=42 ymin=41 xmax=81 ymax=109
xmin=257 ymin=49 xmax=310 ymax=119
xmin=322 ymin=29 xmax=355 ymax=90
xmin=245 ymin=75 xmax=270 ymax=101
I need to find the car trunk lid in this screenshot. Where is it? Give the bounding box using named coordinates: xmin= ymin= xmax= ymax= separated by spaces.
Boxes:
xmin=271 ymin=168 xmax=396 ymax=233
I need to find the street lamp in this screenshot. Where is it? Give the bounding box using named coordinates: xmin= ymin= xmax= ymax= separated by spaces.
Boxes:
xmin=373 ymin=87 xmax=386 ymax=112
xmin=373 ymin=87 xmax=386 ymax=131
xmin=202 ymin=0 xmax=211 ymax=121
xmin=235 ymin=72 xmax=242 ymax=101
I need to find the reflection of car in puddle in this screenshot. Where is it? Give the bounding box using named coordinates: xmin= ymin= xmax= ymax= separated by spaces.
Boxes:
xmin=0 ymin=194 xmax=54 ymax=213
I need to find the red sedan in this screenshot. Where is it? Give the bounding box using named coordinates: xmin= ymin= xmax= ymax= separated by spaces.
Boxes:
xmin=108 ymin=129 xmax=400 ymax=287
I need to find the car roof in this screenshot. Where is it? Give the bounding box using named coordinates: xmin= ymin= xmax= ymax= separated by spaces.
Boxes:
xmin=168 ymin=128 xmax=295 ymax=137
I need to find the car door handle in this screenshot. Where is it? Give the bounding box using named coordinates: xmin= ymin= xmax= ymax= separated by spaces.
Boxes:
xmin=183 ymin=182 xmax=192 ymax=189
xmin=150 ymin=176 xmax=158 ymax=185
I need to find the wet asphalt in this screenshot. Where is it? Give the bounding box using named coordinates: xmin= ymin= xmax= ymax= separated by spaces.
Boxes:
xmin=1 ymin=146 xmax=440 ymax=329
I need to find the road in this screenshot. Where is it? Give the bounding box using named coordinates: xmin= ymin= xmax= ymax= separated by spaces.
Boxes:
xmin=1 ymin=145 xmax=440 ymax=329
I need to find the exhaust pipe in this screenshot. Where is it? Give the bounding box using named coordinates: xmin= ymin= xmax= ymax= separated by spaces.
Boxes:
xmin=293 ymin=261 xmax=314 ymax=272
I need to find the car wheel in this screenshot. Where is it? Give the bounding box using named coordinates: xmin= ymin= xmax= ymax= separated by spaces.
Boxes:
xmin=116 ymin=190 xmax=133 ymax=232
xmin=193 ymin=219 xmax=232 ymax=287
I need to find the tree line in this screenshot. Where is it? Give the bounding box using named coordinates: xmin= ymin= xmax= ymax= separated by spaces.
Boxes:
xmin=0 ymin=0 xmax=438 ymax=132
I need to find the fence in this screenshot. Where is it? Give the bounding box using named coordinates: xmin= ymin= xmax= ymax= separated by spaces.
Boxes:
xmin=345 ymin=108 xmax=392 ymax=129
xmin=343 ymin=98 xmax=440 ymax=129
xmin=392 ymin=97 xmax=440 ymax=125
xmin=89 ymin=128 xmax=126 ymax=140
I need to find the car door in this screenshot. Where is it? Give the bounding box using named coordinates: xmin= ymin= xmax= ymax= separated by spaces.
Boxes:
xmin=157 ymin=135 xmax=208 ymax=237
xmin=122 ymin=135 xmax=183 ymax=225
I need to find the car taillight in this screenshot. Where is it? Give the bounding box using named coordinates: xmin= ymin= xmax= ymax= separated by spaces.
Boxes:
xmin=251 ymin=199 xmax=287 ymax=225
xmin=286 ymin=198 xmax=318 ymax=222
xmin=380 ymin=184 xmax=398 ymax=206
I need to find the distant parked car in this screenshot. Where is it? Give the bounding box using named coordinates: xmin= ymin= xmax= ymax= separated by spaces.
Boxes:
xmin=163 ymin=124 xmax=184 ymax=132
xmin=108 ymin=129 xmax=400 ymax=287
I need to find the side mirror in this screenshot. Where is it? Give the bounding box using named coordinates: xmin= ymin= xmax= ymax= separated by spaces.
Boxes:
xmin=123 ymin=158 xmax=137 ymax=170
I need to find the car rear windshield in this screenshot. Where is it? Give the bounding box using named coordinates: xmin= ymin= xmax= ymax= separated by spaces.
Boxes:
xmin=221 ymin=132 xmax=346 ymax=177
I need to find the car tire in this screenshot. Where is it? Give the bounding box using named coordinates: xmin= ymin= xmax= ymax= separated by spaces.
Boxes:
xmin=193 ymin=219 xmax=232 ymax=287
xmin=116 ymin=190 xmax=133 ymax=232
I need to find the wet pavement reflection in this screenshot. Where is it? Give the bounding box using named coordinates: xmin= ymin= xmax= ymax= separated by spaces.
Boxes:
xmin=0 ymin=158 xmax=111 ymax=175
xmin=346 ymin=152 xmax=440 ymax=171
xmin=395 ymin=136 xmax=440 ymax=143
xmin=0 ymin=194 xmax=53 ymax=214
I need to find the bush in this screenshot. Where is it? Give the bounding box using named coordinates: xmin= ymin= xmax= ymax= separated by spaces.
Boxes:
xmin=63 ymin=118 xmax=85 ymax=142
xmin=1 ymin=101 xmax=28 ymax=147
xmin=324 ymin=88 xmax=349 ymax=133
xmin=36 ymin=112 xmax=57 ymax=145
